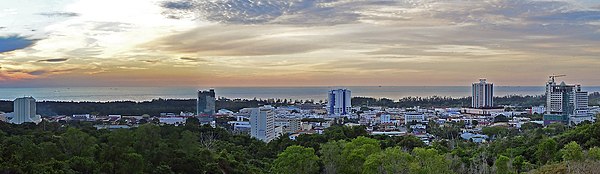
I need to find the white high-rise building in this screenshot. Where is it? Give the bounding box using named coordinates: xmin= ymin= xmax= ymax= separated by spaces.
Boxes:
xmin=250 ymin=106 xmax=275 ymax=142
xmin=11 ymin=97 xmax=41 ymax=124
xmin=544 ymin=76 xmax=593 ymax=125
xmin=472 ymin=79 xmax=494 ymax=108
xmin=327 ymin=89 xmax=351 ymax=116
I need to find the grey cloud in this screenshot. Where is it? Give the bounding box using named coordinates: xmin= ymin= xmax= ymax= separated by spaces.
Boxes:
xmin=38 ymin=12 xmax=79 ymax=17
xmin=27 ymin=70 xmax=47 ymax=76
xmin=162 ymin=1 xmax=196 ymax=10
xmin=37 ymin=58 xmax=69 ymax=63
xmin=180 ymin=57 xmax=207 ymax=62
xmin=160 ymin=0 xmax=397 ymax=25
xmin=531 ymin=10 xmax=600 ymax=22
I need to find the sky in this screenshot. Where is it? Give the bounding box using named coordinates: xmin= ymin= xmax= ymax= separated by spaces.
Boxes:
xmin=1 ymin=0 xmax=600 ymax=87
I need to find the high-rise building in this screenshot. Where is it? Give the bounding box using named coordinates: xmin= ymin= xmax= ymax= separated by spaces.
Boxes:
xmin=197 ymin=89 xmax=216 ymax=116
xmin=327 ymin=89 xmax=351 ymax=116
xmin=472 ymin=79 xmax=494 ymax=108
xmin=250 ymin=106 xmax=275 ymax=142
xmin=544 ymin=77 xmax=593 ymax=125
xmin=11 ymin=97 xmax=41 ymax=124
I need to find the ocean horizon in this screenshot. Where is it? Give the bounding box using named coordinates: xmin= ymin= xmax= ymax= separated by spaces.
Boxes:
xmin=1 ymin=86 xmax=600 ymax=102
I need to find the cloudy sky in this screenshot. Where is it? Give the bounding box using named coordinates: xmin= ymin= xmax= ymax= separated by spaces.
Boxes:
xmin=1 ymin=0 xmax=600 ymax=87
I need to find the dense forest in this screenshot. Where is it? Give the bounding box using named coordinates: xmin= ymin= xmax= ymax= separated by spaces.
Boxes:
xmin=1 ymin=117 xmax=600 ymax=173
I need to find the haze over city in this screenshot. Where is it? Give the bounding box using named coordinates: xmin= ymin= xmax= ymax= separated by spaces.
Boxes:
xmin=2 ymin=0 xmax=600 ymax=87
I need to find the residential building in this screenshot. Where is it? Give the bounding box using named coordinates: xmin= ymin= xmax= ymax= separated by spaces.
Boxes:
xmin=250 ymin=106 xmax=275 ymax=142
xmin=380 ymin=114 xmax=392 ymax=123
xmin=327 ymin=89 xmax=351 ymax=116
xmin=11 ymin=97 xmax=41 ymax=124
xmin=531 ymin=106 xmax=546 ymax=114
xmin=472 ymin=79 xmax=494 ymax=108
xmin=404 ymin=112 xmax=425 ymax=125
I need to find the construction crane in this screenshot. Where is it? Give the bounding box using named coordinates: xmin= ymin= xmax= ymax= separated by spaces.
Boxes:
xmin=549 ymin=74 xmax=566 ymax=83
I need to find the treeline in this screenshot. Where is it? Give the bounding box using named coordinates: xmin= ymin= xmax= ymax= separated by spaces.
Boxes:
xmin=0 ymin=98 xmax=287 ymax=116
xmin=2 ymin=118 xmax=600 ymax=173
xmin=352 ymin=95 xmax=547 ymax=108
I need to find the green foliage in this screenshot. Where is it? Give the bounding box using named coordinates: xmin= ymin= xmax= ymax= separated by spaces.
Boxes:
xmin=4 ymin=115 xmax=600 ymax=174
xmin=531 ymin=163 xmax=567 ymax=174
xmin=482 ymin=126 xmax=510 ymax=138
xmin=561 ymin=141 xmax=584 ymax=161
xmin=320 ymin=140 xmax=346 ymax=174
xmin=272 ymin=146 xmax=319 ymax=174
xmin=512 ymin=155 xmax=526 ymax=173
xmin=363 ymin=147 xmax=413 ymax=174
xmin=60 ymin=128 xmax=97 ymax=157
xmin=535 ymin=138 xmax=559 ymax=165
xmin=411 ymin=148 xmax=453 ymax=174
xmin=341 ymin=136 xmax=381 ymax=174
xmin=556 ymin=121 xmax=600 ymax=148
xmin=494 ymin=115 xmax=509 ymax=123
xmin=588 ymin=147 xmax=600 ymax=160
xmin=494 ymin=155 xmax=511 ymax=174
xmin=0 ymin=121 xmax=273 ymax=174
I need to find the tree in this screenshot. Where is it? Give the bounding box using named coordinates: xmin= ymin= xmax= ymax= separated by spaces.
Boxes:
xmin=521 ymin=122 xmax=543 ymax=130
xmin=411 ymin=148 xmax=453 ymax=174
xmin=321 ymin=140 xmax=347 ymax=174
xmin=179 ymin=130 xmax=199 ymax=154
xmin=472 ymin=120 xmax=479 ymax=126
xmin=363 ymin=147 xmax=412 ymax=174
xmin=588 ymin=147 xmax=600 ymax=160
xmin=397 ymin=135 xmax=426 ymax=151
xmin=341 ymin=136 xmax=381 ymax=174
xmin=535 ymin=138 xmax=558 ymax=165
xmin=271 ymin=146 xmax=319 ymax=174
xmin=121 ymin=153 xmax=144 ymax=174
xmin=482 ymin=126 xmax=509 ymax=138
xmin=495 ymin=155 xmax=511 ymax=174
xmin=561 ymin=141 xmax=583 ymax=161
xmin=512 ymin=155 xmax=527 ymax=173
xmin=60 ymin=127 xmax=97 ymax=157
xmin=494 ymin=115 xmax=509 ymax=123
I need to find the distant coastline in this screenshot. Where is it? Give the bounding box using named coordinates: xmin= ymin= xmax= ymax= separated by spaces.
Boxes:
xmin=1 ymin=86 xmax=600 ymax=102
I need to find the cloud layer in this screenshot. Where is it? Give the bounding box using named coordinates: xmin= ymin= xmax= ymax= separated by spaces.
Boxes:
xmin=1 ymin=0 xmax=600 ymax=87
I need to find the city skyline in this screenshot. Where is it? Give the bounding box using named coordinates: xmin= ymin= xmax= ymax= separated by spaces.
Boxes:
xmin=2 ymin=0 xmax=600 ymax=87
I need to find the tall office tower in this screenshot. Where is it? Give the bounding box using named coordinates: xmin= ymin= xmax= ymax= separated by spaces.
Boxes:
xmin=472 ymin=79 xmax=494 ymax=108
xmin=12 ymin=97 xmax=41 ymax=124
xmin=250 ymin=106 xmax=275 ymax=142
xmin=327 ymin=89 xmax=352 ymax=116
xmin=544 ymin=76 xmax=591 ymax=125
xmin=197 ymin=89 xmax=216 ymax=116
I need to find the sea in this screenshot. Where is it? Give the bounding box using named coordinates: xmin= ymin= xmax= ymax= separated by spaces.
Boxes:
xmin=1 ymin=86 xmax=599 ymax=102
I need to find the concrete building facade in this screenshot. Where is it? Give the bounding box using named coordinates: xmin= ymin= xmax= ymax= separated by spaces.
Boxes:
xmin=472 ymin=79 xmax=494 ymax=108
xmin=12 ymin=97 xmax=41 ymax=124
xmin=327 ymin=89 xmax=352 ymax=116
xmin=250 ymin=106 xmax=275 ymax=142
